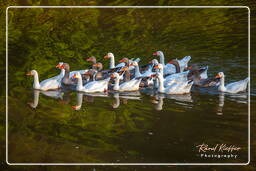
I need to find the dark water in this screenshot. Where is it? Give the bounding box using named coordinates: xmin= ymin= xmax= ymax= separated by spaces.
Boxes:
xmin=7 ymin=7 xmax=252 ymax=163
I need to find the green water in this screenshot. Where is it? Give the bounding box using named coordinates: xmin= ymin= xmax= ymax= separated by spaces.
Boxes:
xmin=6 ymin=7 xmax=252 ymax=163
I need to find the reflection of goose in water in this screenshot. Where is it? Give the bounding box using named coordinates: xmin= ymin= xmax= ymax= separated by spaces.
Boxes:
xmin=58 ymin=90 xmax=71 ymax=104
xmin=112 ymin=93 xmax=120 ymax=108
xmin=165 ymin=93 xmax=193 ymax=104
xmin=27 ymin=90 xmax=40 ymax=109
xmin=139 ymin=87 xmax=157 ymax=97
xmin=118 ymin=91 xmax=141 ymax=97
xmin=72 ymin=92 xmax=109 ymax=108
xmin=72 ymin=92 xmax=83 ymax=110
xmin=41 ymin=90 xmax=63 ymax=99
xmin=111 ymin=92 xmax=141 ymax=108
xmin=151 ymin=95 xmax=164 ymax=111
xmin=27 ymin=90 xmax=63 ymax=109
xmin=85 ymin=92 xmax=109 ymax=97
xmin=150 ymin=93 xmax=193 ymax=110
xmin=228 ymin=93 xmax=248 ymax=104
xmin=216 ymin=92 xmax=248 ymax=115
xmin=217 ymin=92 xmax=224 ymax=115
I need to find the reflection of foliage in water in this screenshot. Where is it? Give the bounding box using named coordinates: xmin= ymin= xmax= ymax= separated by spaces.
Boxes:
xmin=8 ymin=87 xmax=154 ymax=162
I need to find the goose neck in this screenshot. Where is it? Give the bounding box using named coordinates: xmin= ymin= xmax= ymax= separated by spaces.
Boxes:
xmin=33 ymin=71 xmax=40 ymax=89
xmin=159 ymin=53 xmax=165 ymax=65
xmin=113 ymin=77 xmax=120 ymax=90
xmin=134 ymin=65 xmax=141 ymax=77
xmin=110 ymin=56 xmax=115 ymax=69
xmin=157 ymin=75 xmax=165 ymax=93
xmin=76 ymin=73 xmax=84 ymax=91
xmin=218 ymin=76 xmax=226 ymax=91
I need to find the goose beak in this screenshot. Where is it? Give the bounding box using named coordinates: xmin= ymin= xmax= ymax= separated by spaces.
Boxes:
xmin=153 ymin=52 xmax=157 ymax=56
xmin=86 ymin=57 xmax=92 ymax=61
xmin=92 ymin=63 xmax=97 ymax=67
xmin=104 ymin=55 xmax=109 ymax=59
xmin=215 ymin=74 xmax=221 ymax=78
xmin=56 ymin=64 xmax=64 ymax=69
xmin=129 ymin=63 xmax=133 ymax=66
xmin=26 ymin=72 xmax=32 ymax=76
xmin=56 ymin=64 xmax=61 ymax=68
xmin=73 ymin=74 xmax=77 ymax=79
xmin=154 ymin=65 xmax=159 ymax=69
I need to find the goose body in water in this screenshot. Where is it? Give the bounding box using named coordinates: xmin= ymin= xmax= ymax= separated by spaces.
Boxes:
xmin=215 ymin=72 xmax=249 ymax=93
xmin=152 ymin=72 xmax=193 ymax=94
xmin=188 ymin=66 xmax=220 ymax=87
xmin=73 ymin=72 xmax=110 ymax=93
xmin=26 ymin=67 xmax=64 ymax=91
xmin=153 ymin=64 xmax=189 ymax=87
xmin=153 ymin=50 xmax=191 ymax=75
xmin=111 ymin=67 xmax=142 ymax=92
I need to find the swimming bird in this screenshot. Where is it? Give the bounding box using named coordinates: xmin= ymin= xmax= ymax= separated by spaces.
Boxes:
xmin=215 ymin=72 xmax=249 ymax=93
xmin=111 ymin=67 xmax=142 ymax=91
xmin=26 ymin=64 xmax=64 ymax=91
xmin=73 ymin=72 xmax=110 ymax=93
xmin=153 ymin=50 xmax=191 ymax=75
xmin=152 ymin=72 xmax=193 ymax=94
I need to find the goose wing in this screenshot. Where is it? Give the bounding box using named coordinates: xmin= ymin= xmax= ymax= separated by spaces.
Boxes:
xmin=226 ymin=78 xmax=249 ymax=93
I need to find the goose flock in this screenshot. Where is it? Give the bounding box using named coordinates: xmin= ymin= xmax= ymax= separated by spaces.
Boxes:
xmin=27 ymin=51 xmax=249 ymax=98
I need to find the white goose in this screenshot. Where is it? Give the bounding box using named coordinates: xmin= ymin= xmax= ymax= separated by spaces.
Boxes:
xmin=129 ymin=61 xmax=152 ymax=78
xmin=104 ymin=52 xmax=125 ymax=69
xmin=153 ymin=64 xmax=189 ymax=87
xmin=72 ymin=72 xmax=110 ymax=93
xmin=26 ymin=65 xmax=64 ymax=91
xmin=153 ymin=51 xmax=191 ymax=75
xmin=111 ymin=67 xmax=142 ymax=91
xmin=153 ymin=72 xmax=193 ymax=94
xmin=215 ymin=72 xmax=249 ymax=93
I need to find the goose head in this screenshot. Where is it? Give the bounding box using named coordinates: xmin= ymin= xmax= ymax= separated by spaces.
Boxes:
xmin=92 ymin=62 xmax=103 ymax=71
xmin=153 ymin=64 xmax=164 ymax=70
xmin=110 ymin=72 xmax=120 ymax=79
xmin=215 ymin=72 xmax=224 ymax=79
xmin=59 ymin=63 xmax=70 ymax=71
xmin=26 ymin=70 xmax=37 ymax=76
xmin=104 ymin=52 xmax=114 ymax=59
xmin=56 ymin=62 xmax=64 ymax=69
xmin=153 ymin=51 xmax=163 ymax=57
xmin=129 ymin=61 xmax=139 ymax=67
xmin=151 ymin=59 xmax=159 ymax=65
xmin=86 ymin=56 xmax=96 ymax=62
xmin=72 ymin=72 xmax=81 ymax=79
